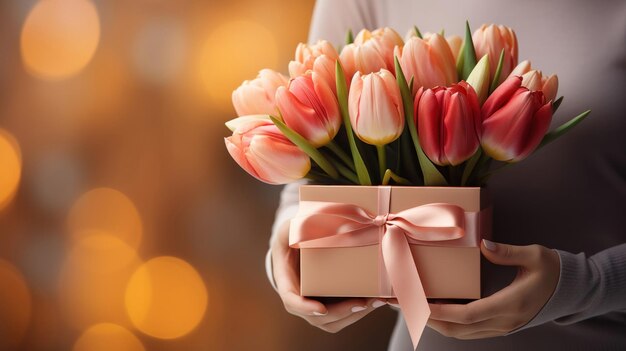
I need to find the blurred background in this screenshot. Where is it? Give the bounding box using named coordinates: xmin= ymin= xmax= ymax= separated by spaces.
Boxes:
xmin=0 ymin=0 xmax=397 ymax=350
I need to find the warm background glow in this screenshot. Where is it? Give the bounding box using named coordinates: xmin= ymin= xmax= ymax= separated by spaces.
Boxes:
xmin=0 ymin=0 xmax=397 ymax=350
xmin=20 ymin=0 xmax=100 ymax=80
xmin=125 ymin=256 xmax=208 ymax=339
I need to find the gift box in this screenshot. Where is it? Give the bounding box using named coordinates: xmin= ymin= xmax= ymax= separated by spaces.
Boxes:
xmin=290 ymin=185 xmax=492 ymax=299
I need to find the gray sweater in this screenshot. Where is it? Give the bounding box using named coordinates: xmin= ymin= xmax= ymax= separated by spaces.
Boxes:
xmin=270 ymin=0 xmax=626 ymax=349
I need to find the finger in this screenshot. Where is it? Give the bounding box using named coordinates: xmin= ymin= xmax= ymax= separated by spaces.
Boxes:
xmin=481 ymin=239 xmax=543 ymax=268
xmin=307 ymin=298 xmax=379 ymax=324
xmin=428 ymin=294 xmax=507 ymax=324
xmin=272 ymin=235 xmax=327 ymax=316
xmin=427 ymin=318 xmax=510 ymax=339
xmin=319 ymin=300 xmax=382 ymax=333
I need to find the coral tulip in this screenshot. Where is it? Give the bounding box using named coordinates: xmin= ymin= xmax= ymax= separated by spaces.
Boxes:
xmin=481 ymin=76 xmax=552 ymax=162
xmin=288 ymin=40 xmax=339 ymax=93
xmin=509 ymin=61 xmax=559 ymax=102
xmin=394 ymin=34 xmax=457 ymax=93
xmin=340 ymin=27 xmax=403 ymax=81
xmin=472 ymin=24 xmax=518 ymax=85
xmin=415 ymin=81 xmax=481 ymax=166
xmin=224 ymin=118 xmax=310 ymax=184
xmin=275 ymin=71 xmax=341 ymax=148
xmin=232 ymin=69 xmax=288 ymax=116
xmin=348 ymin=69 xmax=404 ymax=145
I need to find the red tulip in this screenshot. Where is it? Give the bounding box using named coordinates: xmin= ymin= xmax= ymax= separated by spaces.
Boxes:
xmin=415 ymin=81 xmax=481 ymax=166
xmin=225 ymin=118 xmax=310 ymax=184
xmin=473 ymin=24 xmax=518 ymax=85
xmin=232 ymin=69 xmax=288 ymax=116
xmin=481 ymin=76 xmax=553 ymax=162
xmin=275 ymin=71 xmax=341 ymax=148
xmin=349 ymin=69 xmax=404 ymax=145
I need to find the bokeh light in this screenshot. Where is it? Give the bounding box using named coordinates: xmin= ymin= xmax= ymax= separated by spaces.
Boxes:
xmin=67 ymin=188 xmax=143 ymax=248
xmin=58 ymin=235 xmax=142 ymax=329
xmin=20 ymin=0 xmax=101 ymax=80
xmin=0 ymin=129 xmax=22 ymax=211
xmin=73 ymin=323 xmax=144 ymax=351
xmin=125 ymin=256 xmax=208 ymax=339
xmin=200 ymin=20 xmax=278 ymax=109
xmin=132 ymin=17 xmax=187 ymax=85
xmin=0 ymin=260 xmax=32 ymax=349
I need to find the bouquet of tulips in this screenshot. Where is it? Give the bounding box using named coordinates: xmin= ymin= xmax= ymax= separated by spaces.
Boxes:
xmin=225 ymin=23 xmax=589 ymax=186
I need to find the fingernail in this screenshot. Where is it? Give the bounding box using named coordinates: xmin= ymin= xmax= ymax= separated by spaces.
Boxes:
xmin=483 ymin=239 xmax=497 ymax=251
xmin=312 ymin=311 xmax=327 ymax=316
xmin=372 ymin=300 xmax=386 ymax=308
xmin=387 ymin=302 xmax=400 ymax=308
xmin=351 ymin=306 xmax=367 ymax=313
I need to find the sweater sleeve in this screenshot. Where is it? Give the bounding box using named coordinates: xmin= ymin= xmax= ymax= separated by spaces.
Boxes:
xmin=518 ymin=243 xmax=626 ymax=330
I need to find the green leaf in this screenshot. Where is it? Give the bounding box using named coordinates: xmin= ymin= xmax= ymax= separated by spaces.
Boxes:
xmin=394 ymin=56 xmax=448 ymax=186
xmin=440 ymin=29 xmax=445 ymax=36
xmin=552 ymin=96 xmax=564 ymax=113
xmin=538 ymin=110 xmax=591 ymax=148
xmin=270 ymin=116 xmax=339 ymax=180
xmin=489 ymin=49 xmax=506 ymax=93
xmin=459 ymin=21 xmax=478 ymax=80
xmin=466 ymin=54 xmax=490 ymax=104
xmin=413 ymin=25 xmax=423 ymax=39
xmin=345 ymin=29 xmax=354 ymax=45
xmin=335 ymin=60 xmax=372 ymax=185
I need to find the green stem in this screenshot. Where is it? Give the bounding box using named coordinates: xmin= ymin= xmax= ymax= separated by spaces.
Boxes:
xmin=336 ymin=60 xmax=372 ymax=185
xmin=382 ymin=169 xmax=411 ymax=185
xmin=376 ymin=145 xmax=386 ymax=183
xmin=461 ymin=149 xmax=482 ymax=186
xmin=326 ymin=140 xmax=355 ymax=171
xmin=334 ymin=160 xmax=359 ymax=184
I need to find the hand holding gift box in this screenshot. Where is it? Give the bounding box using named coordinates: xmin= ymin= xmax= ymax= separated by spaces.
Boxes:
xmin=224 ymin=22 xmax=589 ymax=349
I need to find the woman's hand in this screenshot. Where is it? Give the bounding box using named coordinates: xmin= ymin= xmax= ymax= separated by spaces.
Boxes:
xmin=270 ymin=220 xmax=387 ymax=333
xmin=427 ymin=239 xmax=561 ymax=339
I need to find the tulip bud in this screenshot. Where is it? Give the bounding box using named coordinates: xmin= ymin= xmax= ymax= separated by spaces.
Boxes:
xmin=466 ymin=54 xmax=490 ymax=104
xmin=472 ymin=24 xmax=518 ymax=85
xmin=232 ymin=69 xmax=289 ymax=117
xmin=275 ymin=71 xmax=341 ymax=148
xmin=225 ymin=119 xmax=311 ymax=184
xmin=415 ymin=82 xmax=481 ymax=166
xmin=288 ymin=40 xmax=339 ymax=77
xmin=481 ymin=76 xmax=553 ymax=162
xmin=348 ymin=69 xmax=404 ymax=146
xmin=508 ymin=61 xmax=559 ymax=102
xmin=395 ymin=34 xmax=457 ymax=93
xmin=340 ymin=27 xmax=403 ymax=81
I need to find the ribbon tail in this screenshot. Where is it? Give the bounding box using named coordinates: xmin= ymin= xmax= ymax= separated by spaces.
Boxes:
xmin=382 ymin=227 xmax=430 ymax=350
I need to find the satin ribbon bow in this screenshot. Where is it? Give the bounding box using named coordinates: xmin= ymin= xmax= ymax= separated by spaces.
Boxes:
xmin=290 ymin=186 xmax=468 ymax=350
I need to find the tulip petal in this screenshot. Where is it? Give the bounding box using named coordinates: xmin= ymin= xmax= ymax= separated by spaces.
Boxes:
xmin=482 ymin=75 xmax=522 ymax=118
xmin=247 ymin=135 xmax=311 ymax=184
xmin=513 ymin=101 xmax=553 ymax=161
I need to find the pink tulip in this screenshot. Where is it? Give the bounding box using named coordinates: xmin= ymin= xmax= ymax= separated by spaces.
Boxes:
xmin=349 ymin=69 xmax=404 ymax=145
xmin=275 ymin=71 xmax=341 ymax=148
xmin=481 ymin=76 xmax=553 ymax=162
xmin=232 ymin=69 xmax=289 ymax=116
xmin=288 ymin=40 xmax=338 ymax=77
xmin=394 ymin=34 xmax=458 ymax=93
xmin=473 ymin=24 xmax=518 ymax=85
xmin=414 ymin=81 xmax=481 ymax=166
xmin=509 ymin=61 xmax=559 ymax=102
xmin=224 ymin=118 xmax=311 ymax=184
xmin=340 ymin=27 xmax=404 ymax=82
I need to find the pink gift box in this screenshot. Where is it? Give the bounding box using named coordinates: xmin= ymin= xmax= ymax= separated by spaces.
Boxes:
xmin=290 ymin=185 xmax=492 ymax=299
